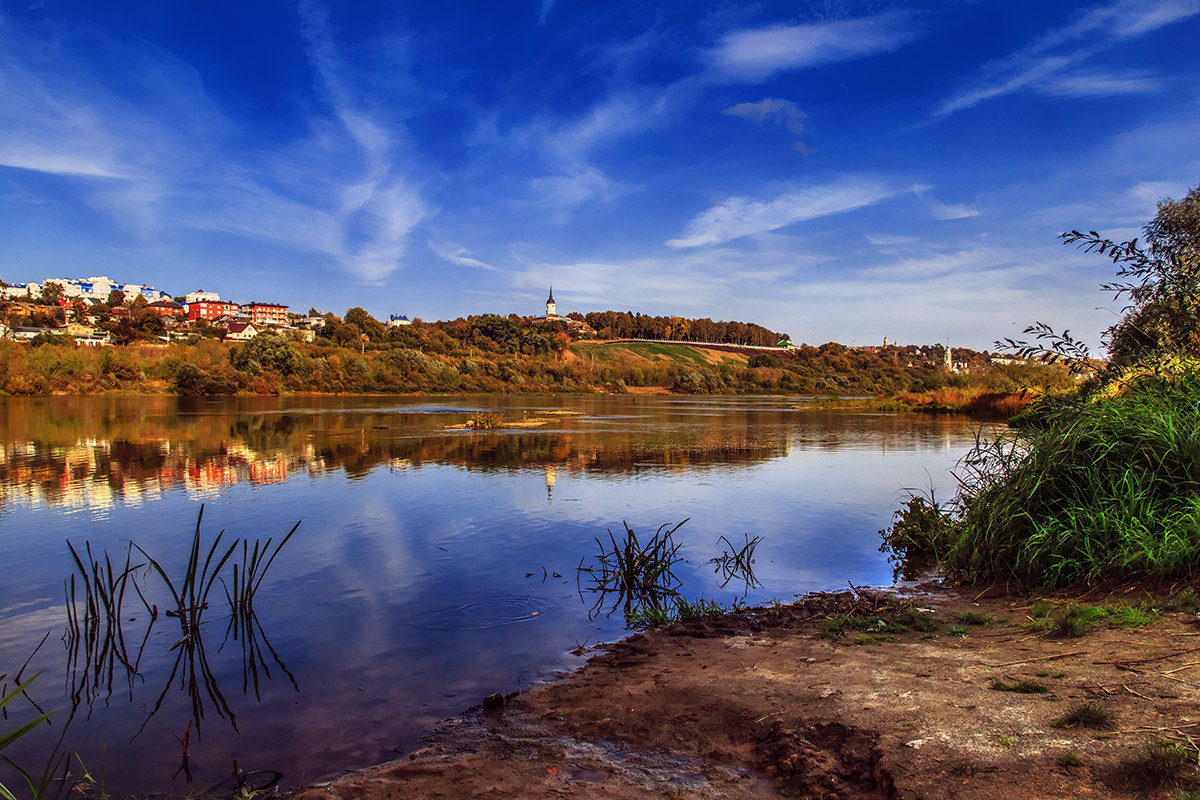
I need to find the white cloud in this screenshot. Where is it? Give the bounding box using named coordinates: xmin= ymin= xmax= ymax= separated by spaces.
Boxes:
xmin=867 ymin=233 xmax=921 ymax=247
xmin=937 ymin=55 xmax=1076 ymax=118
xmin=935 ymin=0 xmax=1197 ymax=118
xmin=1069 ymin=0 xmax=1200 ymax=38
xmin=709 ymin=11 xmax=920 ymax=82
xmin=428 ymin=241 xmax=499 ymax=271
xmin=1040 ymin=70 xmax=1161 ymax=98
xmin=723 ymin=98 xmax=807 ymax=134
xmin=666 ymin=178 xmax=903 ymax=248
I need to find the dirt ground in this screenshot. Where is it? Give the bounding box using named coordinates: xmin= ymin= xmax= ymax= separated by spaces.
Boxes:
xmin=296 ymin=585 xmax=1200 ymax=799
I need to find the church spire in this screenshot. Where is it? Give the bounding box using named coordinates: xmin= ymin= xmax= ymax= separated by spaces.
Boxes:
xmin=546 ymin=284 xmax=556 ymax=318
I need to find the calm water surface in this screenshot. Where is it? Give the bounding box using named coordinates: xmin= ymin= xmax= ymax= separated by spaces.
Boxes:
xmin=0 ymin=395 xmax=985 ymax=795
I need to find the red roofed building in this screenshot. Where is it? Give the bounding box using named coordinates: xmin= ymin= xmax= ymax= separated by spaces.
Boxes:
xmin=244 ymin=302 xmax=287 ymax=327
xmin=189 ymin=300 xmax=239 ymax=321
xmin=145 ymin=300 xmax=185 ymax=317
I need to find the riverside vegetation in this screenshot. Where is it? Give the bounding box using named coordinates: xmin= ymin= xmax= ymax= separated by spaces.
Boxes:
xmin=2 ymin=508 xmax=299 ymax=800
xmin=882 ymin=180 xmax=1200 ymax=589
xmin=0 ymin=302 xmax=1075 ymax=408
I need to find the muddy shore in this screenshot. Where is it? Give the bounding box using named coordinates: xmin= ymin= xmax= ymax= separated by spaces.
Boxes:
xmin=296 ymin=585 xmax=1200 ymax=799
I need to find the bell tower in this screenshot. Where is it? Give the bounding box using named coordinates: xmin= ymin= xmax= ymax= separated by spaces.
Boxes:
xmin=546 ymin=285 xmax=556 ymax=318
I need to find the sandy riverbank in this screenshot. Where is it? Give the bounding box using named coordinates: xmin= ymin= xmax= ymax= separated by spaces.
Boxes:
xmin=296 ymin=585 xmax=1200 ymax=799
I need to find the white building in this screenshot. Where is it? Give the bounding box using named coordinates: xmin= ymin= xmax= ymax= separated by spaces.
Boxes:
xmin=7 ymin=276 xmax=170 ymax=303
xmin=185 ymin=289 xmax=220 ymax=304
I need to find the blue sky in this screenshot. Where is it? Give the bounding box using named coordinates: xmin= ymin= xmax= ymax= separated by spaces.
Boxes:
xmin=1 ymin=0 xmax=1198 ymax=350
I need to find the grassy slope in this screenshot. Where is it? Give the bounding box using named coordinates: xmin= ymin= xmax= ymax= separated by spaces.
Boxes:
xmin=569 ymin=340 xmax=748 ymax=368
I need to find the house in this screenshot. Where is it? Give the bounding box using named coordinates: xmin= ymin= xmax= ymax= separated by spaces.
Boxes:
xmin=243 ymin=302 xmax=288 ymax=327
xmin=184 ymin=289 xmax=221 ymax=304
xmin=224 ymin=322 xmax=260 ymax=341
xmin=10 ymin=326 xmax=55 ymax=342
xmin=188 ymin=300 xmax=240 ymax=321
xmin=295 ymin=315 xmax=328 ymax=329
xmin=145 ymin=301 xmax=185 ymax=318
xmin=387 ymin=314 xmax=412 ymax=327
xmin=280 ymin=326 xmax=316 ymax=343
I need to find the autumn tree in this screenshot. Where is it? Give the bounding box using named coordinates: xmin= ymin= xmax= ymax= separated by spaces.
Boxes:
xmin=39 ymin=281 xmax=65 ymax=306
xmin=344 ymin=306 xmax=386 ymax=340
xmin=1001 ymin=180 xmax=1200 ymax=372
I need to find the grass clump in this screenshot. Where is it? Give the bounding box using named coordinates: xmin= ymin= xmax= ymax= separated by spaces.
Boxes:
xmin=1029 ymin=599 xmax=1053 ymax=618
xmin=957 ymin=611 xmax=993 ymax=626
xmin=1058 ymin=751 xmax=1084 ymax=769
xmin=1125 ymin=740 xmax=1195 ymax=787
xmin=1052 ymin=702 xmax=1115 ymax=730
xmin=990 ymin=678 xmax=1049 ymax=694
xmin=1050 ymin=603 xmax=1107 ymax=638
xmin=878 ymin=491 xmax=955 ymax=577
xmin=883 ymin=369 xmax=1200 ymax=588
xmin=1106 ymin=602 xmax=1158 ymax=627
xmin=626 ymin=596 xmax=732 ymax=629
xmin=465 ymin=411 xmax=506 ymax=429
xmin=821 ymin=615 xmax=908 ymax=639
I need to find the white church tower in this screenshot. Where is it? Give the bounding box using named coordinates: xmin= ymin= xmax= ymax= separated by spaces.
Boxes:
xmin=546 ymin=285 xmax=556 ymax=318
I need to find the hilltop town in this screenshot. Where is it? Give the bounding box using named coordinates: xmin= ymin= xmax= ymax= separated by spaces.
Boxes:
xmin=0 ymin=275 xmax=379 ymax=346
xmin=0 ymin=273 xmax=1072 ymax=405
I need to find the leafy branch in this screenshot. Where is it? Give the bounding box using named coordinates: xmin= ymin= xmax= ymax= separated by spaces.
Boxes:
xmin=994 ymin=322 xmax=1092 ymax=375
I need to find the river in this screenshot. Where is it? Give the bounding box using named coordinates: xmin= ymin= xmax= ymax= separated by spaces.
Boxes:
xmin=0 ymin=395 xmax=986 ymax=796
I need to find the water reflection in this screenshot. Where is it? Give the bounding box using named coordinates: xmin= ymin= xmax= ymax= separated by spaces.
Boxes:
xmin=0 ymin=395 xmax=977 ymax=512
xmin=62 ymin=511 xmax=299 ymax=785
xmin=0 ymin=395 xmax=990 ymax=797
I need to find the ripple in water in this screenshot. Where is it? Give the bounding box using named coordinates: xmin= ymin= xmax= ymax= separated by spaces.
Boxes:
xmin=409 ymin=594 xmax=559 ymax=629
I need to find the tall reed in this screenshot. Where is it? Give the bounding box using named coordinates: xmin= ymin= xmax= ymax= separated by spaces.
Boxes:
xmin=899 ymin=371 xmax=1200 ymax=587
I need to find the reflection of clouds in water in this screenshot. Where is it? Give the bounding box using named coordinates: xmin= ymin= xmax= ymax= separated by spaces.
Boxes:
xmin=1 ymin=396 xmax=998 ymax=795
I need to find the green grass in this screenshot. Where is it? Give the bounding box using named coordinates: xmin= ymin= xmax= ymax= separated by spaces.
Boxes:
xmin=990 ymin=678 xmax=1049 ymax=693
xmin=1050 ymin=603 xmax=1107 ymax=638
xmin=821 ymin=615 xmax=910 ymax=639
xmin=0 ymin=671 xmax=69 ymax=800
xmin=626 ymin=596 xmax=734 ymax=629
xmin=576 ymin=520 xmax=687 ymax=622
xmin=884 ymin=371 xmax=1200 ymax=588
xmin=1125 ymin=740 xmax=1195 ymax=787
xmin=957 ymin=611 xmax=993 ymax=626
xmin=1059 ymin=751 xmax=1084 ymax=769
xmin=1052 ymin=702 xmax=1115 ymax=730
xmin=1106 ymin=602 xmax=1158 ymax=627
xmin=465 ymin=411 xmax=506 ymax=429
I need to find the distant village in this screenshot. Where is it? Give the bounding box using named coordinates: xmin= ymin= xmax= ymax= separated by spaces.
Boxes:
xmin=0 ymin=274 xmax=411 ymax=346
xmin=0 ymin=274 xmax=1005 ymax=375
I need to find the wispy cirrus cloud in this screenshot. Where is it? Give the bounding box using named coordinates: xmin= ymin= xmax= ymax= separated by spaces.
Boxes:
xmin=666 ymin=178 xmax=904 ymax=249
xmin=708 ymin=11 xmax=920 ymax=82
xmin=428 ymin=240 xmax=499 ymax=271
xmin=1041 ymin=69 xmax=1161 ymax=98
xmin=911 ymin=185 xmax=979 ymax=220
xmin=935 ymin=0 xmax=1195 ymax=118
xmin=293 ymin=0 xmax=430 ymax=282
xmin=0 ymin=2 xmax=431 ymax=284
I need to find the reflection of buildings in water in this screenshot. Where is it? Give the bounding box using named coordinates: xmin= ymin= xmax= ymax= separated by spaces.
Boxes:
xmin=0 ymin=438 xmax=318 ymax=511
xmin=544 ymin=464 xmax=556 ymax=502
xmin=387 ymin=457 xmax=412 ymax=473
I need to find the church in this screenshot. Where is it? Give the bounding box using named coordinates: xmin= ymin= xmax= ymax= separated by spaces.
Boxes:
xmin=532 ymin=285 xmax=591 ymax=333
xmin=540 ymin=285 xmax=564 ymax=322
